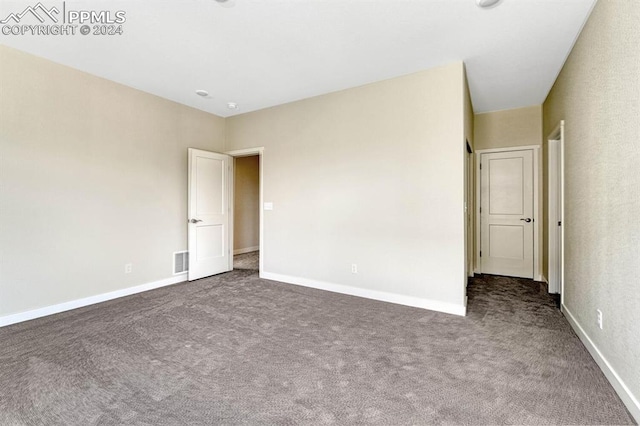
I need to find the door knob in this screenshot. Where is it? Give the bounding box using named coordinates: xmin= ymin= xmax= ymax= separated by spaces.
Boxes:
xmin=520 ymin=218 xmax=532 ymax=223
xmin=189 ymin=219 xmax=203 ymax=223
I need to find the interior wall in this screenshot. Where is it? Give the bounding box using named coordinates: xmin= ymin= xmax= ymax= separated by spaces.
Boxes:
xmin=472 ymin=105 xmax=544 ymax=279
xmin=543 ymin=0 xmax=640 ymax=416
xmin=226 ymin=63 xmax=468 ymax=313
xmin=474 ymin=105 xmax=543 ymax=150
xmin=463 ymin=66 xmax=475 ymax=278
xmin=233 ymin=155 xmax=260 ymax=253
xmin=0 ymin=46 xmax=225 ymax=317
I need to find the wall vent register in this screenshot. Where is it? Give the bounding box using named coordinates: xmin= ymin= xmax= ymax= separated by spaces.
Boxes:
xmin=173 ymin=251 xmax=189 ymax=274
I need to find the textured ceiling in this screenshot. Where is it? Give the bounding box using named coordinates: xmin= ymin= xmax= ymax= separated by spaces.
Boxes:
xmin=0 ymin=0 xmax=596 ymax=117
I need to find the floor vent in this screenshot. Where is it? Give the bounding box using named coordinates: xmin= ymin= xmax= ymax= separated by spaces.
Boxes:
xmin=173 ymin=251 xmax=189 ymax=274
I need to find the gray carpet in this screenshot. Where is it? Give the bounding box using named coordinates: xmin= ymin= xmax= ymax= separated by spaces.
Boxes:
xmin=0 ymin=267 xmax=634 ymax=425
xmin=234 ymin=251 xmax=259 ymax=271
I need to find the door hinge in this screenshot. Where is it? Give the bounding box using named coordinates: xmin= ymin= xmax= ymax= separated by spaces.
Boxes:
xmin=558 ymin=221 xmax=562 ymax=226
xmin=480 ymin=163 xmax=482 ymax=170
xmin=479 ymin=206 xmax=482 ymax=213
xmin=480 ymin=250 xmax=482 ymax=257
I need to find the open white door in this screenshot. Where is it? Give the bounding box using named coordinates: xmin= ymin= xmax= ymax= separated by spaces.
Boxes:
xmin=548 ymin=139 xmax=563 ymax=294
xmin=480 ymin=149 xmax=534 ymax=279
xmin=188 ymin=148 xmax=232 ymax=281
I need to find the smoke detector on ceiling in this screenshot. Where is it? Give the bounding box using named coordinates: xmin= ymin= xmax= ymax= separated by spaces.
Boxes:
xmin=195 ymin=89 xmax=209 ymax=97
xmin=476 ymin=0 xmax=501 ymax=8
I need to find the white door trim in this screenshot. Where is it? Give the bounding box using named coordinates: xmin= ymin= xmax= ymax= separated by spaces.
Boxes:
xmin=466 ymin=145 xmax=474 ymax=279
xmin=226 ymin=147 xmax=265 ymax=277
xmin=475 ymin=145 xmax=541 ymax=154
xmin=475 ymin=145 xmax=541 ymax=281
xmin=547 ymin=121 xmax=565 ymax=299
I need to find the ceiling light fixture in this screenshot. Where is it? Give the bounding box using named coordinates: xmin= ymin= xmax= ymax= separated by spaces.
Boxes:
xmin=227 ymin=102 xmax=238 ymax=110
xmin=195 ymin=89 xmax=209 ymax=97
xmin=476 ymin=0 xmax=501 ymax=8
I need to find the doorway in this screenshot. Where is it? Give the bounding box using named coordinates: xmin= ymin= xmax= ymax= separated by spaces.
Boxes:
xmin=476 ymin=146 xmax=540 ymax=280
xmin=547 ymin=121 xmax=565 ymax=298
xmin=466 ymin=140 xmax=474 ymax=280
xmin=227 ymin=148 xmax=264 ymax=274
xmin=232 ymin=155 xmax=260 ymax=270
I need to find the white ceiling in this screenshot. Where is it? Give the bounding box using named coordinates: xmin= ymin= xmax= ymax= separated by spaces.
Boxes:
xmin=0 ymin=0 xmax=596 ymax=117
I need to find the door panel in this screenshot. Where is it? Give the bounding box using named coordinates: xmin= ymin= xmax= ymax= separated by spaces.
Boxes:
xmin=196 ymin=157 xmax=224 ymax=215
xmin=188 ymin=149 xmax=231 ymax=280
xmin=489 ymin=157 xmax=524 ymax=215
xmin=196 ymin=225 xmax=224 ymax=259
xmin=481 ymin=150 xmax=534 ymax=278
xmin=489 ymin=225 xmax=524 ymax=259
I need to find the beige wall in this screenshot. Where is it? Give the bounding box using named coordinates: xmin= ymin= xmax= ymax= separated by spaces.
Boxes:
xmin=0 ymin=46 xmax=225 ymax=317
xmin=543 ymin=0 xmax=640 ymax=417
xmin=233 ymin=155 xmax=260 ymax=252
xmin=474 ymin=105 xmax=543 ymax=150
xmin=226 ymin=63 xmax=468 ymax=311
xmin=0 ymin=49 xmax=469 ymax=318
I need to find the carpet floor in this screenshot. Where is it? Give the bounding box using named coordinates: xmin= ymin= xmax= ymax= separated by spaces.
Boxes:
xmin=234 ymin=251 xmax=259 ymax=271
xmin=0 ymin=261 xmax=634 ymax=425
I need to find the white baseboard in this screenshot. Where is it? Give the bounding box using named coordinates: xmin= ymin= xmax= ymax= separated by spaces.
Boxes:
xmin=0 ymin=274 xmax=188 ymax=328
xmin=233 ymin=246 xmax=259 ymax=255
xmin=562 ymin=304 xmax=640 ymax=423
xmin=261 ymin=272 xmax=466 ymax=316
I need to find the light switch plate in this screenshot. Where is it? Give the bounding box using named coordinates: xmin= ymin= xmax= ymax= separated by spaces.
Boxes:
xmin=264 ymin=202 xmax=273 ymax=210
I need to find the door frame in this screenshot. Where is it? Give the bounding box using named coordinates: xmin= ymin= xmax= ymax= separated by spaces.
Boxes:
xmin=466 ymin=140 xmax=474 ymax=279
xmin=475 ymin=145 xmax=541 ymax=281
xmin=547 ymin=121 xmax=565 ymax=299
xmin=226 ymin=147 xmax=265 ymax=276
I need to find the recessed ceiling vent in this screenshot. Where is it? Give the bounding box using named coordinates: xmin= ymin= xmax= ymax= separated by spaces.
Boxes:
xmin=173 ymin=251 xmax=189 ymax=274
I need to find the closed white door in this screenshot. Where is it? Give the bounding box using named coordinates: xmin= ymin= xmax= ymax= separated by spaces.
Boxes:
xmin=188 ymin=148 xmax=232 ymax=280
xmin=480 ymin=150 xmax=534 ymax=278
